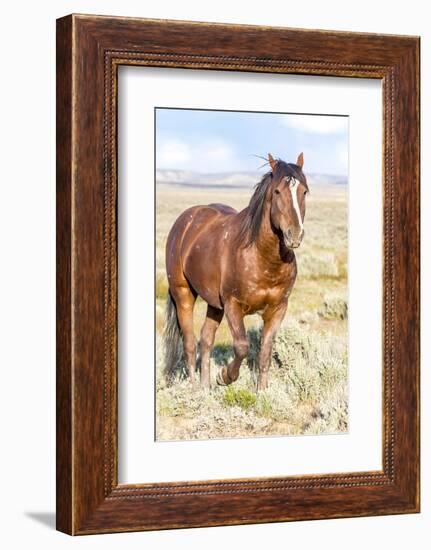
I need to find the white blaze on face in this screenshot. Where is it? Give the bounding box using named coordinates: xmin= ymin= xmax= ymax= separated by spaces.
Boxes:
xmin=289 ymin=178 xmax=304 ymax=234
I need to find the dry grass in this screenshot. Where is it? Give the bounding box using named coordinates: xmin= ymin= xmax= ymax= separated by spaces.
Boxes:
xmin=155 ymin=182 xmax=348 ymax=441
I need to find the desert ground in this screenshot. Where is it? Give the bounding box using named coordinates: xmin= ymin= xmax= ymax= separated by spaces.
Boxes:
xmin=155 ymin=179 xmax=348 ymax=441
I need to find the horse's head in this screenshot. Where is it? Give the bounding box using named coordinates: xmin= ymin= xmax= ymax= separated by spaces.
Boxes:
xmin=268 ymin=153 xmax=308 ymax=249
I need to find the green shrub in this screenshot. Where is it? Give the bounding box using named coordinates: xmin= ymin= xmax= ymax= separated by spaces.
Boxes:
xmin=156 ymin=321 xmax=348 ymax=440
xmin=222 ymin=386 xmax=257 ymax=410
xmin=318 ymin=293 xmax=348 ymax=320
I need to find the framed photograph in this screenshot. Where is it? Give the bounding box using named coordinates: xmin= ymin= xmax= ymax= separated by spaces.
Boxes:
xmin=56 ymin=14 xmax=420 ymax=535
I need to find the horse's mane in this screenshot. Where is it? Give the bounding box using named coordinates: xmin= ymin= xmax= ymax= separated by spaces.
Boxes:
xmin=237 ymin=160 xmax=307 ymax=247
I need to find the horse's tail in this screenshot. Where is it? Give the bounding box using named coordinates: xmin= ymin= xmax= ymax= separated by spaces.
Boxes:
xmin=164 ymin=291 xmax=183 ymax=381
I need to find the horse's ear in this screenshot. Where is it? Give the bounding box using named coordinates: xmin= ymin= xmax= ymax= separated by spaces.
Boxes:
xmin=296 ymin=152 xmax=304 ymax=168
xmin=268 ymin=153 xmax=277 ymax=172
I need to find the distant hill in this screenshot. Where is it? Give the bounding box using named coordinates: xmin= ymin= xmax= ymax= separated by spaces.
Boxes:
xmin=156 ymin=169 xmax=347 ymax=189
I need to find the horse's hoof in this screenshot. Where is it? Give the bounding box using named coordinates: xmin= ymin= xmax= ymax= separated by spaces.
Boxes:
xmin=256 ymin=381 xmax=269 ymax=392
xmin=200 ymin=376 xmax=211 ymax=390
xmin=187 ymin=376 xmax=198 ymax=389
xmin=216 ymin=367 xmax=230 ymax=386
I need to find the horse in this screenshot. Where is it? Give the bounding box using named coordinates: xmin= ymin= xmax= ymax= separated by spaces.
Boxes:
xmin=164 ymin=153 xmax=309 ymax=391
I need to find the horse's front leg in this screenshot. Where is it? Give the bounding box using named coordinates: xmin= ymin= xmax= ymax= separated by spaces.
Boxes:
xmin=216 ymin=299 xmax=247 ymax=386
xmin=258 ymin=302 xmax=288 ymax=391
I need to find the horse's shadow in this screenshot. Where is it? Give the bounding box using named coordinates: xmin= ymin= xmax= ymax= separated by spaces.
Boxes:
xmin=209 ymin=342 xmax=233 ymax=367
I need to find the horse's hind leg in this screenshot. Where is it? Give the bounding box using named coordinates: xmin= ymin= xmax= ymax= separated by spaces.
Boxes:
xmin=199 ymin=305 xmax=224 ymax=389
xmin=170 ymin=285 xmax=197 ymax=384
xmin=216 ymin=299 xmax=248 ymax=386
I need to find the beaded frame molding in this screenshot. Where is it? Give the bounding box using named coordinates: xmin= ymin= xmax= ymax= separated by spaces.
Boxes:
xmin=56 ymin=14 xmax=420 ymax=535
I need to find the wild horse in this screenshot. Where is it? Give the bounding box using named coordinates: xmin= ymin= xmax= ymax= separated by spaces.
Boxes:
xmin=164 ymin=153 xmax=308 ymax=391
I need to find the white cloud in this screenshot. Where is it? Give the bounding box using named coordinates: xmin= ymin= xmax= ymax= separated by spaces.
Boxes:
xmin=157 ymin=138 xmax=192 ymax=166
xmin=282 ymin=115 xmax=348 ymax=135
xmin=200 ymin=140 xmax=233 ymax=163
xmin=157 ymin=137 xmax=236 ymax=172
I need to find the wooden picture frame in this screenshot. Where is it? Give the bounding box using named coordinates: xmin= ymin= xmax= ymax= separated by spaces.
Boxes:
xmin=56 ymin=14 xmax=420 ymax=535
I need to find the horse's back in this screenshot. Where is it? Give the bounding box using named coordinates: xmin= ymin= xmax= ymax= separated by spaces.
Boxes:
xmin=207 ymin=203 xmax=237 ymax=216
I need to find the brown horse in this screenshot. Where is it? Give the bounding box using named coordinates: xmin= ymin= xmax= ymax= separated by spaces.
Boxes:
xmin=164 ymin=153 xmax=308 ymax=391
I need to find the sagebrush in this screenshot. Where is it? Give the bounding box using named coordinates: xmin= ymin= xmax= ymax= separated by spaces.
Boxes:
xmin=155 ymin=183 xmax=348 ymax=441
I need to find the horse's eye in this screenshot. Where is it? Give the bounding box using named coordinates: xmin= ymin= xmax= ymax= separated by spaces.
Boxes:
xmin=274 ymin=189 xmax=280 ymax=195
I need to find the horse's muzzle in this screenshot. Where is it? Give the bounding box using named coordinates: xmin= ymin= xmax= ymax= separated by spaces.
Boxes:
xmin=283 ymin=228 xmax=304 ymax=249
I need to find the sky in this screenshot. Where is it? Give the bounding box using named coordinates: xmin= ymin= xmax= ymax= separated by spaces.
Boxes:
xmin=155 ymin=108 xmax=348 ymax=177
